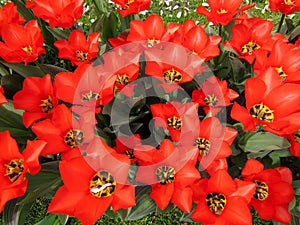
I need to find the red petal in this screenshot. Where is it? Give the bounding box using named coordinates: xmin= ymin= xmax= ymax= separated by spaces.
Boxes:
xmin=241 ymin=159 xmax=264 ymax=178
xmin=171 ymin=186 xmax=193 ymax=213
xmin=111 ymin=185 xmax=135 ymax=211
xmin=245 ymin=78 xmax=266 ymax=110
xmin=207 ymin=170 xmax=235 ymax=195
xmin=150 ymin=183 xmax=174 ymax=210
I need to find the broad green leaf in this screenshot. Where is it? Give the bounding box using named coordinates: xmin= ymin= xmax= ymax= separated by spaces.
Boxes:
xmin=12 ymin=0 xmax=36 ymax=21
xmin=268 ymin=149 xmax=292 ymax=166
xmin=289 ymin=25 xmax=300 ymax=42
xmin=20 ymin=169 xmax=62 ymax=205
xmin=239 ymin=131 xmax=291 ymax=153
xmin=101 ymin=12 xmax=119 ymax=43
xmin=1 ymin=74 xmax=24 ymax=98
xmin=42 ymin=64 xmax=68 ymax=76
xmin=0 ymin=60 xmax=45 ymax=78
xmin=93 ymin=0 xmax=109 ymax=14
xmin=45 ymin=27 xmax=70 ymax=41
xmin=3 ymin=198 xmax=34 ymax=225
xmin=34 ymin=214 xmax=61 ymax=225
xmin=125 ymin=186 xmax=156 ymax=220
xmin=0 ymin=105 xmax=27 ymax=131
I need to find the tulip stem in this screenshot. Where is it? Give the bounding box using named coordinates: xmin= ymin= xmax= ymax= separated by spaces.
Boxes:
xmin=277 ymin=14 xmax=286 ymax=33
xmin=219 ymin=24 xmax=223 ymax=37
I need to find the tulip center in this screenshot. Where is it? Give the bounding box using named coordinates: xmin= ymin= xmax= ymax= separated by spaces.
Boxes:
xmin=40 ymin=96 xmax=54 ymax=113
xmin=90 ymin=170 xmax=116 ymax=198
xmin=292 ymin=130 xmax=300 ymax=143
xmin=5 ymin=159 xmax=24 ymax=183
xmin=204 ymin=94 xmax=218 ymax=106
xmin=76 ymin=50 xmax=88 ymax=62
xmin=194 ymin=137 xmax=211 ymax=156
xmin=125 ymin=149 xmax=135 ymax=159
xmin=241 ymin=41 xmax=261 ymax=55
xmin=253 ymin=180 xmax=269 ymax=201
xmin=115 ymin=74 xmax=129 ymax=86
xmin=64 ymin=129 xmax=84 ymax=148
xmin=284 ymin=0 xmax=295 ymax=6
xmin=163 ymin=68 xmax=183 ymax=84
xmin=249 ymin=103 xmax=274 ymax=122
xmin=81 ymin=90 xmax=100 ymax=102
xmin=217 ymin=8 xmax=228 ymax=14
xmin=206 ymin=193 xmax=227 ymax=215
xmin=275 ymin=66 xmax=288 ymax=80
xmin=147 ymin=38 xmax=160 ymax=47
xmin=167 ymin=116 xmax=182 ymax=130
xmin=124 ymin=0 xmax=135 ymax=9
xmin=156 ymin=166 xmax=175 ymax=185
xmin=22 ymin=45 xmax=33 ymax=55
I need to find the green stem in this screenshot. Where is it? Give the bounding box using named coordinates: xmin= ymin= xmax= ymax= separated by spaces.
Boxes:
xmin=219 ymin=24 xmax=223 ymax=37
xmin=277 ymin=14 xmax=286 ymax=33
xmin=35 ymin=61 xmax=47 ymax=75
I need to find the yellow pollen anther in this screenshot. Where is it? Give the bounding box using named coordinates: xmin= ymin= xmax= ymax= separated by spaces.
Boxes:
xmin=206 ymin=193 xmax=227 ymax=215
xmin=194 ymin=137 xmax=211 ymax=156
xmin=115 ymin=74 xmax=130 ymax=86
xmin=253 ymin=180 xmax=269 ymax=201
xmin=5 ymin=159 xmax=25 ymax=183
xmin=90 ymin=170 xmax=116 ymax=198
xmin=241 ymin=41 xmax=261 ymax=55
xmin=284 ymin=0 xmax=295 ymax=6
xmin=275 ymin=66 xmax=288 ymax=80
xmin=76 ymin=50 xmax=88 ymax=62
xmin=163 ymin=68 xmax=183 ymax=84
xmin=156 ymin=166 xmax=175 ymax=185
xmin=124 ymin=0 xmax=135 ymax=9
xmin=147 ymin=38 xmax=160 ymax=47
xmin=40 ymin=96 xmax=54 ymax=113
xmin=217 ymin=8 xmax=228 ymax=14
xmin=249 ymin=103 xmax=274 ymax=122
xmin=64 ymin=129 xmax=84 ymax=148
xmin=22 ymin=46 xmax=33 ymax=55
xmin=167 ymin=116 xmax=182 ymax=130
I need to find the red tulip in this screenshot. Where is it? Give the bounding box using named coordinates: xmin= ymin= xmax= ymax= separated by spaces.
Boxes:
xmin=197 ymin=0 xmax=255 ymax=25
xmin=54 ymin=30 xmax=100 ymax=66
xmin=112 ymin=0 xmax=151 ymax=17
xmin=0 ymin=2 xmax=25 ymax=33
xmin=0 ymin=131 xmax=46 ymax=212
xmin=242 ymin=159 xmax=294 ymax=224
xmin=26 ymin=0 xmax=84 ymax=28
xmin=13 ymin=74 xmax=58 ymax=127
xmin=0 ymin=20 xmax=45 ymax=65
xmin=192 ymin=170 xmax=255 ymax=225
xmin=269 ymin=0 xmax=300 ymax=14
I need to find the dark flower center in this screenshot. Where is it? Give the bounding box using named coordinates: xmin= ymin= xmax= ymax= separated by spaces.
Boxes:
xmin=194 ymin=137 xmax=211 ymax=156
xmin=147 ymin=38 xmax=160 ymax=47
xmin=163 ymin=68 xmax=183 ymax=84
xmin=249 ymin=103 xmax=274 ymax=122
xmin=5 ymin=159 xmax=24 ymax=182
xmin=241 ymin=41 xmax=261 ymax=55
xmin=253 ymin=180 xmax=269 ymax=201
xmin=217 ymin=8 xmax=228 ymax=14
xmin=22 ymin=45 xmax=33 ymax=55
xmin=40 ymin=96 xmax=54 ymax=113
xmin=81 ymin=91 xmax=100 ymax=102
xmin=204 ymin=94 xmax=218 ymax=106
xmin=90 ymin=170 xmax=116 ymax=198
xmin=125 ymin=149 xmax=135 ymax=159
xmin=206 ymin=193 xmax=227 ymax=215
xmin=115 ymin=74 xmax=129 ymax=86
xmin=76 ymin=50 xmax=88 ymax=62
xmin=156 ymin=166 xmax=175 ymax=185
xmin=167 ymin=116 xmax=182 ymax=130
xmin=64 ymin=129 xmax=84 ymax=148
xmin=275 ymin=66 xmax=288 ymax=80
xmin=293 ymin=130 xmax=300 ymax=143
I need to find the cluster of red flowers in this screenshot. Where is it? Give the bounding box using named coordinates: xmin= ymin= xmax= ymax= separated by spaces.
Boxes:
xmin=0 ymin=0 xmax=299 ymax=225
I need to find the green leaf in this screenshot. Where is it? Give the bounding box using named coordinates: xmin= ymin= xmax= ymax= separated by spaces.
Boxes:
xmin=34 ymin=214 xmax=62 ymax=225
xmin=42 ymin=64 xmax=68 ymax=76
xmin=125 ymin=186 xmax=157 ymax=220
xmin=1 ymin=74 xmax=24 ymax=99
xmin=289 ymin=25 xmax=300 ymax=42
xmin=93 ymin=0 xmax=109 ymax=14
xmin=239 ymin=131 xmax=291 ymax=153
xmin=0 ymin=60 xmax=45 ymax=78
xmin=3 ymin=198 xmax=34 ymax=225
xmin=12 ymin=0 xmax=36 ymax=21
xmin=101 ymin=12 xmax=119 ymax=43
xmin=45 ymin=27 xmax=70 ymax=40
xmin=20 ymin=168 xmax=62 ymax=205
xmin=268 ymin=149 xmax=292 ymax=166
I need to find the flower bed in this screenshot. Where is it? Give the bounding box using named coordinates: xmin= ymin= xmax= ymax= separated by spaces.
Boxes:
xmin=0 ymin=0 xmax=300 ymax=225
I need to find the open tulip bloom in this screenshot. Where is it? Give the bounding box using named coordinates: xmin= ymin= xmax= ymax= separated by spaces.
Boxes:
xmin=0 ymin=0 xmax=300 ymax=225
